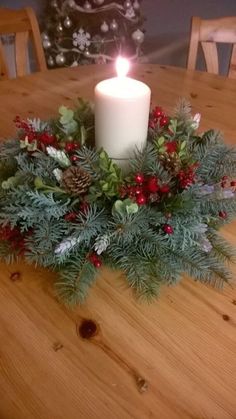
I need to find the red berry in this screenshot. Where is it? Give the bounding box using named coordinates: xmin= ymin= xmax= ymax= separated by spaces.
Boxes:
xmin=39 ymin=132 xmax=56 ymax=146
xmin=165 ymin=141 xmax=177 ymax=153
xmin=65 ymin=142 xmax=74 ymax=152
xmin=88 ymin=252 xmax=102 ymax=268
xmin=152 ymin=106 xmax=164 ymax=119
xmin=26 ymin=132 xmax=36 ymax=142
xmin=159 ymin=116 xmax=169 ymax=127
xmin=177 ymin=167 xmax=195 ymax=188
xmin=65 ymin=142 xmax=80 ymax=152
xmin=146 ymin=177 xmax=159 ymax=193
xmin=88 ymin=253 xmax=97 ymax=263
xmin=221 ymin=181 xmax=226 ymax=188
xmin=163 ymin=224 xmax=174 ymax=234
xmin=71 ymin=155 xmax=79 ymax=162
xmin=135 ymin=186 xmax=143 ymax=195
xmin=64 ymin=212 xmax=77 ymax=222
xmin=222 ymin=176 xmax=228 ymax=181
xmin=230 ymin=180 xmax=236 ymax=187
xmin=14 ymin=115 xmax=20 ymax=124
xmin=135 ymin=172 xmax=145 ymax=184
xmin=79 ymin=201 xmax=89 ymax=213
xmin=219 ymin=211 xmax=227 ymax=219
xmin=94 ymin=259 xmax=102 ymax=268
xmin=160 ymin=184 xmax=170 ymax=194
xmin=136 ymin=194 xmax=147 ymax=205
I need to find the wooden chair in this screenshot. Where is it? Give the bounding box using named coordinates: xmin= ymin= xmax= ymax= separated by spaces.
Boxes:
xmin=187 ymin=16 xmax=236 ymax=79
xmin=0 ymin=7 xmax=46 ymax=79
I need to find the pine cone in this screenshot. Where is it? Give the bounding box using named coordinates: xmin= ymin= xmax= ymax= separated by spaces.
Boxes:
xmin=159 ymin=152 xmax=181 ymax=173
xmin=62 ymin=166 xmax=91 ymax=196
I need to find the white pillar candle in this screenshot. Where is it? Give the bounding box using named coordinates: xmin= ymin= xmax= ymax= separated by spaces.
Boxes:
xmin=95 ymin=57 xmax=151 ymax=168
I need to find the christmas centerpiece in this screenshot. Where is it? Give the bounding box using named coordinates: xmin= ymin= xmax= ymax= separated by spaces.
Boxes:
xmin=0 ymin=59 xmax=236 ymax=306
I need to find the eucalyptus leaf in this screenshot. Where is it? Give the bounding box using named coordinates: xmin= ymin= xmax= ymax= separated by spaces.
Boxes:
xmin=180 ymin=141 xmax=187 ymax=150
xmin=158 ymin=136 xmax=165 ymax=146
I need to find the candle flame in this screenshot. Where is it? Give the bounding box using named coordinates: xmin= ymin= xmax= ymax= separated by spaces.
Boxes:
xmin=116 ymin=56 xmax=130 ymax=78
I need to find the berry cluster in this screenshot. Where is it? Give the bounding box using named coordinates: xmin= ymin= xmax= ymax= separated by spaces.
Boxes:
xmin=218 ymin=175 xmax=236 ymax=220
xmin=120 ymin=172 xmax=171 ymax=206
xmin=177 ymin=164 xmax=198 ymax=189
xmin=14 ymin=116 xmax=81 ymax=160
xmin=0 ymin=224 xmax=26 ymax=254
xmin=64 ymin=141 xmax=80 ymax=162
xmin=14 ymin=116 xmax=57 ymax=149
xmin=165 ymin=140 xmax=178 ymax=154
xmin=149 ymin=106 xmax=169 ymax=130
xmin=220 ymin=175 xmax=236 ymax=189
xmin=88 ymin=252 xmax=102 ymax=268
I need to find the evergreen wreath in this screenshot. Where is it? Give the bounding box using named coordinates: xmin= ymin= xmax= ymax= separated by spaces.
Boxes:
xmin=0 ymin=98 xmax=236 ymax=306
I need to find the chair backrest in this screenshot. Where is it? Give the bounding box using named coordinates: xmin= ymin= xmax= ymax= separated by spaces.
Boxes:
xmin=0 ymin=7 xmax=46 ymax=79
xmin=187 ymin=16 xmax=236 ymax=79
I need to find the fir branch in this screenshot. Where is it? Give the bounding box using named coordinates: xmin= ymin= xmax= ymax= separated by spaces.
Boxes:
xmin=129 ymin=143 xmax=157 ymax=173
xmin=55 ymin=254 xmax=98 ymax=306
xmin=200 ymin=196 xmax=236 ymax=218
xmin=207 ymin=230 xmax=236 ymax=264
xmin=0 ymin=241 xmax=17 ymax=264
xmin=72 ymin=146 xmax=100 ymax=177
xmin=54 ymin=205 xmax=108 ymax=264
xmin=174 ymin=98 xmax=192 ymax=122
xmin=25 ymin=219 xmax=68 ymax=267
xmin=15 ymin=152 xmax=58 ymax=181
xmin=0 ymin=188 xmax=71 ymax=230
xmin=0 ymin=139 xmax=21 ymax=160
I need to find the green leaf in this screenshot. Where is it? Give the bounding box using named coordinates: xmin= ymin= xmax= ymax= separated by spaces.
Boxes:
xmin=180 ymin=141 xmax=187 ymax=150
xmin=169 ymin=118 xmax=178 ymax=134
xmin=34 ymin=177 xmax=45 ymax=189
xmin=112 ymin=198 xmax=139 ymax=217
xmin=80 ymin=126 xmax=87 ymax=145
xmin=99 ymin=150 xmax=106 ymax=160
xmin=1 ymin=176 xmax=18 ymax=190
xmin=125 ymin=202 xmax=139 ymax=215
xmin=113 ymin=200 xmax=124 ymax=216
xmin=158 ymin=136 xmax=165 ymax=146
xmin=59 ymin=106 xmax=74 ymax=123
xmin=101 ymin=182 xmax=109 ymax=191
xmin=63 ymin=120 xmax=78 ymax=135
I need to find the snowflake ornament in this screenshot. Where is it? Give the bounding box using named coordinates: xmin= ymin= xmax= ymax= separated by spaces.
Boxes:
xmin=125 ymin=7 xmax=135 ymax=19
xmin=73 ymin=28 xmax=91 ymax=50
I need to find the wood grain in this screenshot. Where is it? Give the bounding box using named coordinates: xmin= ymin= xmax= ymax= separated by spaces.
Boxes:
xmin=0 ymin=64 xmax=236 ymax=419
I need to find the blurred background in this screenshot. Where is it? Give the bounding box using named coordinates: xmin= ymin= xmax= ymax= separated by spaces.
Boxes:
xmin=0 ymin=0 xmax=236 ymax=75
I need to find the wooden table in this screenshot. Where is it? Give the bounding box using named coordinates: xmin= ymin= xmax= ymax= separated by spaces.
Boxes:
xmin=0 ymin=65 xmax=236 ymax=419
